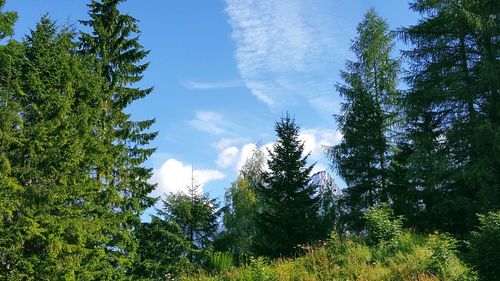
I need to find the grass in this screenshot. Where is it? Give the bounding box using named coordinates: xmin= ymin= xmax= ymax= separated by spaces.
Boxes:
xmin=179 ymin=231 xmax=477 ymax=281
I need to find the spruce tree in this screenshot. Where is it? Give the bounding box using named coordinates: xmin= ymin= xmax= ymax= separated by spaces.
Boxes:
xmin=134 ymin=216 xmax=192 ymax=279
xmin=79 ymin=0 xmax=157 ymax=272
xmin=328 ymin=9 xmax=399 ymax=231
xmin=399 ymin=0 xmax=499 ymax=234
xmin=255 ymin=114 xmax=319 ymax=258
xmin=160 ymin=179 xmax=220 ymax=264
xmin=0 ymin=15 xmax=120 ymax=279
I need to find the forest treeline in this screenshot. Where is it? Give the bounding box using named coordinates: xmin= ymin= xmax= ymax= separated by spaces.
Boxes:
xmin=0 ymin=0 xmax=498 ymax=280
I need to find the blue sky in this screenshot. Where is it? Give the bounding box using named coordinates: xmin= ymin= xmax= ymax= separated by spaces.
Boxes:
xmin=5 ymin=0 xmax=419 ymax=211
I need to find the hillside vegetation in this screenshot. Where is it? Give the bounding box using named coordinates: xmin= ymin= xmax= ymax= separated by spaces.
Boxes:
xmin=181 ymin=206 xmax=479 ymax=281
xmin=0 ymin=0 xmax=498 ymax=280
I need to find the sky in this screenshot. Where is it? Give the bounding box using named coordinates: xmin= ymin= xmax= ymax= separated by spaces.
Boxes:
xmin=5 ymin=0 xmax=419 ymax=216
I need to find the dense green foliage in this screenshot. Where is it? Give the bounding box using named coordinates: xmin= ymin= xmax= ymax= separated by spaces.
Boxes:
xmin=255 ymin=115 xmax=320 ymax=258
xmin=0 ymin=0 xmax=498 ymax=279
xmin=328 ymin=9 xmax=399 ymax=232
xmin=181 ymin=207 xmax=477 ymax=281
xmin=217 ymin=177 xmax=258 ymax=262
xmin=134 ymin=216 xmax=192 ymax=280
xmin=364 ymin=204 xmax=403 ymax=246
xmin=79 ymin=0 xmax=158 ymax=273
xmin=0 ymin=0 xmax=156 ymax=279
xmin=216 ymin=148 xmax=264 ymax=262
xmin=467 ymin=210 xmax=500 ymax=280
xmin=160 ymin=179 xmax=220 ymax=266
xmin=395 ymin=0 xmax=500 ymax=235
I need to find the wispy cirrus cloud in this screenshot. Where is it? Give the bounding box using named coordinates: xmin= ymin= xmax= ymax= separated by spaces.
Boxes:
xmin=188 ymin=111 xmax=228 ymax=135
xmin=180 ymin=79 xmax=244 ymax=90
xmin=225 ymin=0 xmax=348 ymax=113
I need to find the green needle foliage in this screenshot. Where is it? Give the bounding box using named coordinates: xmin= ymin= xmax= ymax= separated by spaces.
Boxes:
xmin=467 ymin=210 xmax=500 ymax=281
xmin=160 ymin=181 xmax=220 ymax=265
xmin=255 ymin=114 xmax=320 ymax=258
xmin=79 ymin=0 xmax=158 ymax=276
xmin=134 ymin=216 xmax=192 ymax=279
xmin=0 ymin=15 xmax=118 ymax=279
xmin=0 ymin=0 xmax=156 ymax=278
xmin=328 ymin=9 xmax=400 ymax=232
xmin=398 ymin=0 xmax=500 ymax=235
xmin=0 ymin=0 xmax=16 ymax=39
xmin=0 ymin=0 xmax=498 ymax=279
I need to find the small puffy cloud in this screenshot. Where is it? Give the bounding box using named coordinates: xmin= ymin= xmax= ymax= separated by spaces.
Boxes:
xmin=216 ymin=146 xmax=240 ymax=168
xmin=188 ymin=111 xmax=226 ymax=135
xmin=214 ymin=140 xmax=259 ymax=172
xmin=150 ymin=158 xmax=225 ymax=198
xmin=236 ymin=143 xmax=259 ymax=171
xmin=300 ymin=128 xmax=342 ymax=159
xmin=213 ymin=128 xmax=340 ymax=173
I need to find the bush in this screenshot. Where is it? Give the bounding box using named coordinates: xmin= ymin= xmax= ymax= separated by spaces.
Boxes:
xmin=364 ymin=204 xmax=403 ymax=245
xmin=248 ymin=257 xmax=278 ymax=281
xmin=210 ymin=252 xmax=233 ymax=273
xmin=426 ymin=233 xmax=477 ymax=281
xmin=467 ymin=210 xmax=500 ymax=280
xmin=180 ymin=220 xmax=478 ymax=280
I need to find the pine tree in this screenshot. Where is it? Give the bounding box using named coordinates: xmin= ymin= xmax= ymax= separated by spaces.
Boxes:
xmin=328 ymin=9 xmax=399 ymax=232
xmin=399 ymin=0 xmax=499 ymax=235
xmin=134 ymin=216 xmax=192 ymax=279
xmin=160 ymin=177 xmax=220 ymax=264
xmin=0 ymin=15 xmax=122 ymax=279
xmin=255 ymin=114 xmax=319 ymax=258
xmin=79 ymin=0 xmax=157 ymax=272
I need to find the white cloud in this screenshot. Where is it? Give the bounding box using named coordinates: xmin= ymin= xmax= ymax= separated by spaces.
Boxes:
xmin=225 ymin=0 xmax=344 ymax=113
xmin=214 ymin=139 xmax=260 ymax=172
xmin=150 ymin=158 xmax=226 ymax=198
xmin=188 ymin=111 xmax=226 ymax=135
xmin=237 ymin=143 xmax=259 ymax=171
xmin=216 ymin=146 xmax=240 ymax=168
xmin=213 ymin=137 xmax=250 ymax=151
xmin=213 ymin=128 xmax=340 ymax=172
xmin=180 ymin=80 xmax=244 ymax=90
xmin=300 ymin=128 xmax=342 ymax=160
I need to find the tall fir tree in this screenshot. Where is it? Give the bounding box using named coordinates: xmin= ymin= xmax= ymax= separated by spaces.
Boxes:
xmin=255 ymin=114 xmax=319 ymax=258
xmin=328 ymin=9 xmax=399 ymax=232
xmin=1 ymin=15 xmax=123 ymax=279
xmin=399 ymin=0 xmax=499 ymax=235
xmin=79 ymin=0 xmax=157 ymax=273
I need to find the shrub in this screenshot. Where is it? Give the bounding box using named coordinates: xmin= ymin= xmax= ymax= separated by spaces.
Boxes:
xmin=467 ymin=210 xmax=500 ymax=280
xmin=425 ymin=233 xmax=477 ymax=281
xmin=364 ymin=204 xmax=403 ymax=245
xmin=180 ymin=227 xmax=478 ymax=280
xmin=248 ymin=257 xmax=278 ymax=281
xmin=210 ymin=252 xmax=233 ymax=273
